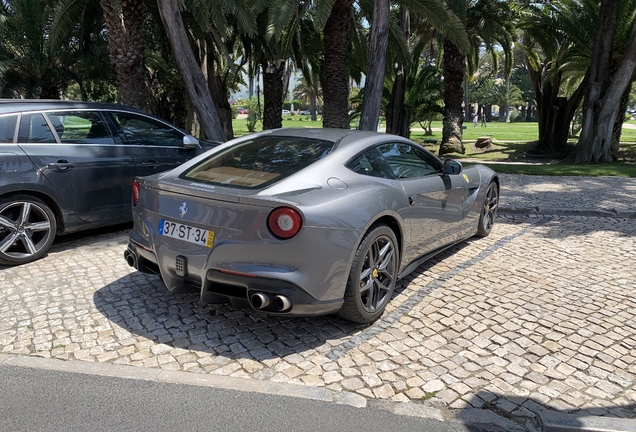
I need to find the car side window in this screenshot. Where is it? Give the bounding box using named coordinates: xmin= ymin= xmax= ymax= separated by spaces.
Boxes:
xmin=112 ymin=112 xmax=184 ymax=147
xmin=378 ymin=143 xmax=441 ymax=179
xmin=22 ymin=113 xmax=56 ymax=143
xmin=346 ymin=143 xmax=441 ymax=180
xmin=347 ymin=147 xmax=396 ymax=179
xmin=0 ymin=115 xmax=18 ymax=143
xmin=45 ymin=111 xmax=115 ymax=144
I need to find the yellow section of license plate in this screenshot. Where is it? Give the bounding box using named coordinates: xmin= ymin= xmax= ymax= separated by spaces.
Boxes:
xmin=206 ymin=230 xmax=215 ymax=248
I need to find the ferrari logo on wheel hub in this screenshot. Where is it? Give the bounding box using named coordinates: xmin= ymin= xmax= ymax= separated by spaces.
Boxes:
xmin=372 ymin=268 xmax=378 ymax=278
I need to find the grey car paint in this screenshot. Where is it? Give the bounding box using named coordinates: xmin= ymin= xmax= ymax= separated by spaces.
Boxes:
xmin=125 ymin=128 xmax=499 ymax=321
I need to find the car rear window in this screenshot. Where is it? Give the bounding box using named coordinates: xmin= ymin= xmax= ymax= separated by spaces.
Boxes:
xmin=181 ymin=136 xmax=334 ymax=189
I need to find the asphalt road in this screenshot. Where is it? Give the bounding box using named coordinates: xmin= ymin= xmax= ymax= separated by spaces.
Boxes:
xmin=0 ymin=364 xmax=473 ymax=432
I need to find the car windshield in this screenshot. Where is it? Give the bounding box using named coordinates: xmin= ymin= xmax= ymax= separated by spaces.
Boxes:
xmin=181 ymin=136 xmax=334 ymax=189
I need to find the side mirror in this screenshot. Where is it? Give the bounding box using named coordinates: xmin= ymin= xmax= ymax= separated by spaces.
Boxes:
xmin=183 ymin=134 xmax=199 ymax=149
xmin=443 ymin=158 xmax=462 ymax=175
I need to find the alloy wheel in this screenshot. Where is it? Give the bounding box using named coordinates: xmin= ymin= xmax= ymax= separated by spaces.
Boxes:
xmin=481 ymin=183 xmax=499 ymax=233
xmin=358 ymin=235 xmax=397 ymax=314
xmin=0 ymin=201 xmax=53 ymax=261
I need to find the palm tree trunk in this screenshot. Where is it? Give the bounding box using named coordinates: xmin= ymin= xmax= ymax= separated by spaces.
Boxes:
xmin=322 ymin=0 xmax=354 ymax=129
xmin=439 ymin=40 xmax=465 ymax=155
xmin=155 ymin=0 xmax=226 ymax=142
xmin=100 ymin=0 xmax=147 ymax=109
xmin=527 ymin=56 xmax=586 ymax=156
xmin=386 ymin=7 xmax=411 ymax=138
xmin=261 ymin=57 xmax=285 ymax=130
xmin=575 ymin=5 xmax=636 ymax=162
xmin=611 ymin=83 xmax=632 ymax=159
xmin=359 ymin=0 xmax=390 ymax=132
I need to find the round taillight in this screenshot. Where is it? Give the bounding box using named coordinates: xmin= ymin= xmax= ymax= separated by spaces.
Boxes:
xmin=132 ymin=180 xmax=140 ymax=206
xmin=267 ymin=207 xmax=302 ymax=239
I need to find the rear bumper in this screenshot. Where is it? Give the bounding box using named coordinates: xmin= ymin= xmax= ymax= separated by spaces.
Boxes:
xmin=124 ymin=241 xmax=343 ymax=317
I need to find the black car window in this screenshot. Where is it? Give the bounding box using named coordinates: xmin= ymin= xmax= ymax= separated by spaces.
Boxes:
xmin=0 ymin=115 xmax=18 ymax=143
xmin=347 ymin=143 xmax=441 ymax=179
xmin=46 ymin=111 xmax=115 ymax=144
xmin=112 ymin=112 xmax=184 ymax=147
xmin=182 ymin=136 xmax=334 ymax=189
xmin=24 ymin=113 xmax=56 ymax=143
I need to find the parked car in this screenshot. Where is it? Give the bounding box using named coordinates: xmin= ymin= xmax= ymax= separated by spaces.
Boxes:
xmin=125 ymin=128 xmax=499 ymax=323
xmin=237 ymin=107 xmax=248 ymax=115
xmin=282 ymin=110 xmax=291 ymax=115
xmin=299 ymin=110 xmax=311 ymax=115
xmin=0 ymin=100 xmax=219 ymax=266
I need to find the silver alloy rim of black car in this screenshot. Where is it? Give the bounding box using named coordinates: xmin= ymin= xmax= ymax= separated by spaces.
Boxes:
xmin=482 ymin=183 xmax=499 ymax=232
xmin=0 ymin=201 xmax=53 ymax=259
xmin=358 ymin=235 xmax=397 ymax=313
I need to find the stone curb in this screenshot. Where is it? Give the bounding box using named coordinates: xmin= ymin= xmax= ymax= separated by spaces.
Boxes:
xmin=0 ymin=354 xmax=525 ymax=430
xmin=499 ymin=206 xmax=636 ymax=219
xmin=539 ymin=411 xmax=636 ymax=432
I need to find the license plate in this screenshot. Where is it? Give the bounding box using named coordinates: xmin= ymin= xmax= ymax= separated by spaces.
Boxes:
xmin=158 ymin=219 xmax=214 ymax=248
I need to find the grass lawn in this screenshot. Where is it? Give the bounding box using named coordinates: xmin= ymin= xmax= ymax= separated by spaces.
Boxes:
xmin=231 ymin=117 xmax=636 ymax=177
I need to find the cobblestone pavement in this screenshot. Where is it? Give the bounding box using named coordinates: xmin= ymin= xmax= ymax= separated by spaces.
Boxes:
xmin=1 ymin=175 xmax=635 ymax=430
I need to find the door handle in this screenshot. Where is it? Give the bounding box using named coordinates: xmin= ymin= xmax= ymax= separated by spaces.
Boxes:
xmin=142 ymin=159 xmax=160 ymax=167
xmin=47 ymin=160 xmax=75 ymax=170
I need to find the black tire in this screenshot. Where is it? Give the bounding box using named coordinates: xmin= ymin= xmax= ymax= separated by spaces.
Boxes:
xmin=0 ymin=195 xmax=57 ymax=266
xmin=476 ymin=181 xmax=499 ymax=237
xmin=337 ymin=224 xmax=399 ymax=324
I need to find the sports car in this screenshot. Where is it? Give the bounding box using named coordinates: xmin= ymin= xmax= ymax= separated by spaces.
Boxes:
xmin=124 ymin=128 xmax=499 ymax=323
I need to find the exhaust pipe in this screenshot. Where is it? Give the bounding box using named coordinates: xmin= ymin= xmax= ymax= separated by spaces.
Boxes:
xmin=124 ymin=249 xmax=137 ymax=269
xmin=273 ymin=295 xmax=292 ymax=312
xmin=250 ymin=292 xmax=270 ymax=310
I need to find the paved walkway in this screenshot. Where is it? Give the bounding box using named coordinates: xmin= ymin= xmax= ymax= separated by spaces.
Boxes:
xmin=498 ymin=174 xmax=636 ymax=217
xmin=1 ymin=174 xmax=635 ymax=431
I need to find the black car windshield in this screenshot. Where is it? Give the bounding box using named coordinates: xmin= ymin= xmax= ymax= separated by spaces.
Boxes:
xmin=181 ymin=136 xmax=334 ymax=189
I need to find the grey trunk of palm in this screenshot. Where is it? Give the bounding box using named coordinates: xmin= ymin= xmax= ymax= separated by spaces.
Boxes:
xmin=526 ymin=54 xmax=585 ymax=156
xmin=611 ymin=84 xmax=632 ymax=158
xmin=386 ymin=7 xmax=411 ymax=138
xmin=439 ymin=40 xmax=465 ymax=155
xmin=155 ymin=0 xmax=226 ymax=142
xmin=575 ymin=3 xmax=636 ymax=162
xmin=261 ymin=58 xmax=285 ymax=130
xmin=100 ymin=0 xmax=147 ymax=110
xmin=322 ymin=0 xmax=353 ymax=129
xmin=359 ymin=0 xmax=390 ymax=132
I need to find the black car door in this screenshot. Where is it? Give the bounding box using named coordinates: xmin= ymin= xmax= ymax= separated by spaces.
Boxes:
xmin=106 ymin=111 xmax=197 ymax=176
xmin=17 ymin=111 xmax=135 ymax=224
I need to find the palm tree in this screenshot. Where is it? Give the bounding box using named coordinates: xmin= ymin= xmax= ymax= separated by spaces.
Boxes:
xmin=359 ymin=0 xmax=468 ymax=133
xmin=293 ymin=74 xmax=322 ymax=121
xmin=155 ymin=0 xmax=227 ymax=141
xmin=51 ymin=0 xmax=116 ymax=101
xmin=438 ymin=0 xmax=516 ymax=155
xmin=99 ymin=0 xmax=147 ymax=109
xmin=518 ymin=0 xmax=597 ymax=156
xmin=574 ymin=0 xmax=636 ymax=162
xmin=239 ymin=0 xmax=326 ymax=130
xmin=321 ymin=0 xmax=354 ymax=129
xmin=0 ymin=0 xmax=69 ymax=98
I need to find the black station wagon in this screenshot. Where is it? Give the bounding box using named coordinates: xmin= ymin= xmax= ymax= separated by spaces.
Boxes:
xmin=0 ymin=100 xmax=218 ymax=266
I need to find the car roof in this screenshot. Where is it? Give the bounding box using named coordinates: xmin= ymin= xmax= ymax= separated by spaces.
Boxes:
xmin=257 ymin=127 xmax=381 ymax=144
xmin=0 ymin=99 xmax=146 ymax=116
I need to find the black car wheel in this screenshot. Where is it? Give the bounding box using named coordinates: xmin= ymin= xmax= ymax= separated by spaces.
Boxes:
xmin=0 ymin=195 xmax=57 ymax=266
xmin=476 ymin=181 xmax=499 ymax=237
xmin=338 ymin=224 xmax=398 ymax=324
